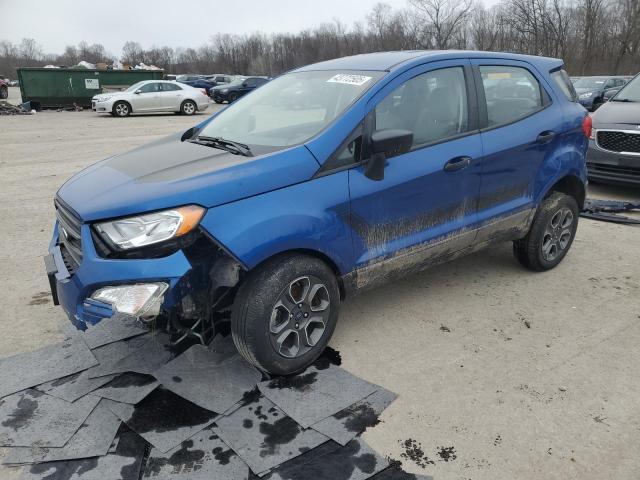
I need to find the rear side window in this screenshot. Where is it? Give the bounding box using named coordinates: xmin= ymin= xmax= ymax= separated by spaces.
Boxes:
xmin=161 ymin=83 xmax=181 ymax=91
xmin=375 ymin=66 xmax=469 ymax=147
xmin=551 ymin=69 xmax=577 ymax=102
xmin=479 ymin=66 xmax=544 ymax=127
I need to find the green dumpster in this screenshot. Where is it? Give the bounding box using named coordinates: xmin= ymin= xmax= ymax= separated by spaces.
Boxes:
xmin=17 ymin=68 xmax=165 ymax=109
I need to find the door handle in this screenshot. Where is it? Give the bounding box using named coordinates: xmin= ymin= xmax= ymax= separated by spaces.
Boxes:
xmin=443 ymin=156 xmax=472 ymax=172
xmin=537 ymin=130 xmax=556 ymax=143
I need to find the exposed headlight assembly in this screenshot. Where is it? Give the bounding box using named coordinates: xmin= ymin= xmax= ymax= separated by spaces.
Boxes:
xmin=95 ymin=205 xmax=205 ymax=250
xmin=91 ymin=282 xmax=168 ymax=317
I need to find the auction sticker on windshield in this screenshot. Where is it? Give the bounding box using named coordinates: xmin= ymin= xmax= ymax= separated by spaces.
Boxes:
xmin=327 ymin=74 xmax=372 ymax=86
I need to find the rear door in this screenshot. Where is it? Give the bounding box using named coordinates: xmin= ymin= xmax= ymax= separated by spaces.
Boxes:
xmin=159 ymin=82 xmax=183 ymax=110
xmin=471 ymin=60 xmax=564 ymax=242
xmin=347 ymin=60 xmax=483 ymax=289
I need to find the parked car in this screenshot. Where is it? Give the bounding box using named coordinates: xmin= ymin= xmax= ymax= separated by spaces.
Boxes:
xmin=587 ymin=73 xmax=640 ymax=186
xmin=210 ymin=76 xmax=268 ymax=103
xmin=176 ymin=75 xmax=217 ymax=94
xmin=204 ymin=74 xmax=234 ymax=85
xmin=46 ymin=51 xmax=588 ymax=375
xmin=574 ymin=76 xmax=630 ymax=111
xmin=91 ymin=80 xmax=210 ymax=117
xmin=0 ymin=78 xmax=8 ymax=99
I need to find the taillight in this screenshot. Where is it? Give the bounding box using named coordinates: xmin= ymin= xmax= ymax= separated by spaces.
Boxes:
xmin=582 ymin=115 xmax=593 ymax=139
xmin=200 ymin=89 xmax=207 ymax=96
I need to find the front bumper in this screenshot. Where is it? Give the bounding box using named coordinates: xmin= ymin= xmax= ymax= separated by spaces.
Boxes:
xmin=92 ymin=99 xmax=114 ymax=113
xmin=47 ymin=222 xmax=193 ymax=329
xmin=587 ymin=140 xmax=640 ymax=186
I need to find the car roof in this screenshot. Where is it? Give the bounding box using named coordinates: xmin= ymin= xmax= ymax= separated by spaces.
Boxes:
xmin=293 ymin=50 xmax=563 ymax=73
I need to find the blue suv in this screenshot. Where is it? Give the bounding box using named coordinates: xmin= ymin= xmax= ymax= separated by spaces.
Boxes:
xmin=46 ymin=51 xmax=589 ymax=375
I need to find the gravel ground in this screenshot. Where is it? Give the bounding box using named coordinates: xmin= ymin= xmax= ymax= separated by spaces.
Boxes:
xmin=1 ymin=86 xmax=639 ymax=480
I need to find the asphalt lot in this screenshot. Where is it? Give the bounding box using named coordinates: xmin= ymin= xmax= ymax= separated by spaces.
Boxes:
xmin=1 ymin=86 xmax=639 ymax=480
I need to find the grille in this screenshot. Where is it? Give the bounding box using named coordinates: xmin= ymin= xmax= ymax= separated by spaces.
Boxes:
xmin=597 ymin=130 xmax=640 ymax=154
xmin=55 ymin=199 xmax=83 ymax=273
xmin=588 ymin=162 xmax=640 ymax=177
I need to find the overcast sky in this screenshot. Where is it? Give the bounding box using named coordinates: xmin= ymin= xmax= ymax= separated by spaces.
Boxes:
xmin=1 ymin=0 xmax=500 ymax=57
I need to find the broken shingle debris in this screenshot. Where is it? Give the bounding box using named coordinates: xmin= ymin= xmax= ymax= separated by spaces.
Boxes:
xmin=153 ymin=344 xmax=261 ymax=414
xmin=102 ymin=388 xmax=218 ymax=453
xmin=0 ymin=316 xmax=413 ymax=480
xmin=311 ymin=388 xmax=397 ymax=446
xmin=0 ymin=337 xmax=98 ymax=398
xmin=213 ymin=394 xmax=329 ymax=475
xmin=141 ymin=426 xmax=249 ymax=480
xmin=3 ymin=401 xmax=121 ymax=465
xmin=17 ymin=426 xmax=147 ymax=480
xmin=0 ymin=389 xmax=100 ymax=448
xmin=258 ymin=364 xmax=379 ymax=429
xmin=83 ymin=314 xmax=149 ymax=349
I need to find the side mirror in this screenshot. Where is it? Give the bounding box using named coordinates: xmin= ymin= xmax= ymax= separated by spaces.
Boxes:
xmin=181 ymin=126 xmax=199 ymax=142
xmin=242 ymin=82 xmax=248 ymax=87
xmin=134 ymin=90 xmax=141 ymax=94
xmin=365 ymin=129 xmax=413 ymax=181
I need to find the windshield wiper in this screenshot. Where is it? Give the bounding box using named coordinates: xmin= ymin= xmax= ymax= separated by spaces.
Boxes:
xmin=190 ymin=135 xmax=253 ymax=157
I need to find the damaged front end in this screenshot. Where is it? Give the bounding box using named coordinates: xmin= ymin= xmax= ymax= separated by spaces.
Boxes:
xmin=48 ymin=198 xmax=245 ymax=349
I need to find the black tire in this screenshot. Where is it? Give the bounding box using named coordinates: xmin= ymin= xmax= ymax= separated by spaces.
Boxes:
xmin=0 ymin=86 xmax=7 ymax=99
xmin=232 ymin=254 xmax=340 ymax=375
xmin=513 ymin=192 xmax=579 ymax=271
xmin=180 ymin=100 xmax=197 ymax=115
xmin=112 ymin=101 xmax=131 ymax=117
xmin=228 ymin=92 xmax=238 ymax=103
xmin=214 ymin=98 xmax=223 ymax=104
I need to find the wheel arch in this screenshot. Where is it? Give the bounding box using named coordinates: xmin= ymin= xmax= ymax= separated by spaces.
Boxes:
xmin=112 ymin=99 xmax=132 ymax=114
xmin=545 ymin=174 xmax=586 ymax=209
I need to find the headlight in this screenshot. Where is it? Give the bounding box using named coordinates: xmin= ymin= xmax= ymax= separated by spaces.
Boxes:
xmin=94 ymin=95 xmax=113 ymax=102
xmin=95 ymin=205 xmax=205 ymax=250
xmin=221 ymin=89 xmax=229 ymax=94
xmin=579 ymin=92 xmax=593 ymax=99
xmin=91 ymin=282 xmax=168 ymax=317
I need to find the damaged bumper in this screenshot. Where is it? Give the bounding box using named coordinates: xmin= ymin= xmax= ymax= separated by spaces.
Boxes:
xmin=46 ymin=221 xmax=193 ymax=329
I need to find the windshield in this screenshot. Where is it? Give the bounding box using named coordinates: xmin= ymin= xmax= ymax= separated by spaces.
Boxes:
xmin=573 ymin=77 xmax=607 ymax=89
xmin=613 ymin=75 xmax=640 ymax=102
xmin=124 ymin=81 xmax=146 ymax=92
xmin=199 ymin=70 xmax=384 ymax=148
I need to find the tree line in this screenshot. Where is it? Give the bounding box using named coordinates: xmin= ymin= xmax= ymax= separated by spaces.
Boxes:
xmin=1 ymin=0 xmax=639 ymax=79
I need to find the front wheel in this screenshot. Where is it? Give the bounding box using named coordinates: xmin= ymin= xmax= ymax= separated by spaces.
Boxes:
xmin=112 ymin=101 xmax=131 ymax=117
xmin=227 ymin=92 xmax=238 ymax=103
xmin=513 ymin=192 xmax=579 ymax=271
xmin=231 ymin=254 xmax=340 ymax=375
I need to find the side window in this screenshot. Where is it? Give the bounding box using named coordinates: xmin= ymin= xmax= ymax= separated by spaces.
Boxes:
xmin=480 ymin=66 xmax=544 ymax=127
xmin=551 ymin=69 xmax=577 ymax=102
xmin=139 ymin=83 xmax=159 ymax=93
xmin=374 ymin=66 xmax=469 ymax=147
xmin=162 ymin=83 xmax=181 ymax=91
xmin=327 ymin=124 xmax=363 ymax=170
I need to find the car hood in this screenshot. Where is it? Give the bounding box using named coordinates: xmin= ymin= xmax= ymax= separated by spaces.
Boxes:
xmin=592 ymin=101 xmax=640 ymax=127
xmin=57 ymin=132 xmax=320 ymax=221
xmin=211 ymin=84 xmax=236 ymax=91
xmin=575 ymin=87 xmax=597 ymax=95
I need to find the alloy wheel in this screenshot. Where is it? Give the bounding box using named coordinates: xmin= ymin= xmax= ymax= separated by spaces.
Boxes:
xmin=115 ymin=103 xmax=129 ymax=116
xmin=269 ymin=276 xmax=330 ymax=358
xmin=183 ymin=102 xmax=196 ymax=115
xmin=541 ymin=207 xmax=574 ymax=262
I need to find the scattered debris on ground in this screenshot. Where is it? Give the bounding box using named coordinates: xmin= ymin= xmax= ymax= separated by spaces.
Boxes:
xmin=0 ymin=315 xmax=430 ymax=480
xmin=581 ymin=198 xmax=640 ymax=225
xmin=0 ymin=100 xmax=34 ymax=115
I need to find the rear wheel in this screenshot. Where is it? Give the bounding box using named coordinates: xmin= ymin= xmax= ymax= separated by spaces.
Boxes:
xmin=112 ymin=101 xmax=130 ymax=117
xmin=513 ymin=192 xmax=579 ymax=271
xmin=232 ymin=254 xmax=340 ymax=375
xmin=180 ymin=100 xmax=197 ymax=115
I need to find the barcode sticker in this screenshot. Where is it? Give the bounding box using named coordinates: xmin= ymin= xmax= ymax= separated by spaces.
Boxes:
xmin=327 ymin=74 xmax=372 ymax=86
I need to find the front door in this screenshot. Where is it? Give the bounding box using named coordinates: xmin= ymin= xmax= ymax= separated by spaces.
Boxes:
xmin=348 ymin=60 xmax=483 ymax=290
xmin=131 ymin=82 xmax=162 ymax=112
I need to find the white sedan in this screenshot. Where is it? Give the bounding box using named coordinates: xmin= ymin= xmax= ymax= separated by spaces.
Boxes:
xmin=92 ymin=80 xmax=210 ymax=117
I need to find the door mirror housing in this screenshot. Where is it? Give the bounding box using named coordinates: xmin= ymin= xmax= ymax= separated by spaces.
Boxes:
xmin=364 ymin=129 xmax=413 ymax=181
xmin=134 ymin=89 xmax=141 ymax=94
xmin=242 ymin=82 xmax=248 ymax=87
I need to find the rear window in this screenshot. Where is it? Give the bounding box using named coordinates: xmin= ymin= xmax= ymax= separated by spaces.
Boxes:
xmin=551 ymin=69 xmax=578 ymax=101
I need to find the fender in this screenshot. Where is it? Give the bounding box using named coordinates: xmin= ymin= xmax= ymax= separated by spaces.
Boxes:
xmin=199 ymin=170 xmax=354 ymax=275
